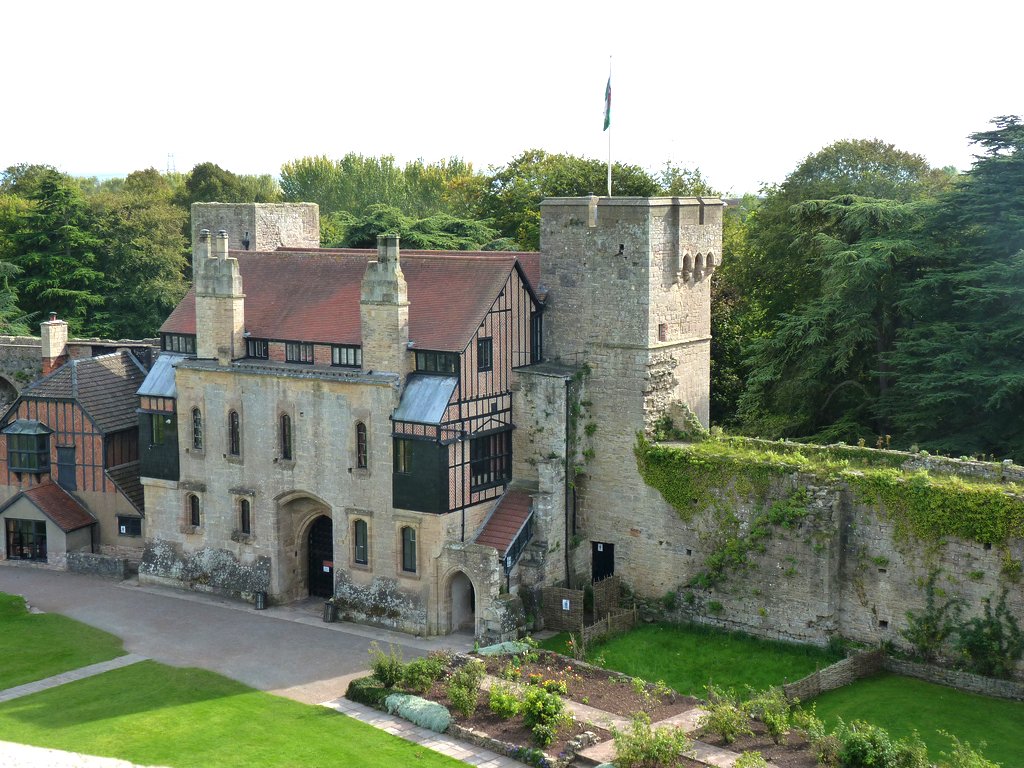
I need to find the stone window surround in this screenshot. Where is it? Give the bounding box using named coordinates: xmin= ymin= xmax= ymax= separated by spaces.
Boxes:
xmin=226 ymin=404 xmax=243 ymax=462
xmin=397 ymin=519 xmax=419 ymax=579
xmin=181 ymin=492 xmax=203 ymax=534
xmin=191 ymin=406 xmax=204 ymax=453
xmin=275 ymin=402 xmax=296 ymax=469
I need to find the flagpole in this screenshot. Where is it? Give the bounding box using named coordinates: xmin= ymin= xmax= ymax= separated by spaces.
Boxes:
xmin=606 ymin=56 xmax=612 ymax=197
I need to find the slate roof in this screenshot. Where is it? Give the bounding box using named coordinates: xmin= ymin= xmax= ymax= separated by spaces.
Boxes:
xmin=476 ymin=489 xmax=533 ymax=556
xmin=21 ymin=351 xmax=148 ymax=433
xmin=161 ymin=249 xmax=540 ymax=353
xmin=0 ymin=482 xmax=96 ymax=532
xmin=106 ymin=461 xmax=144 ymax=514
xmin=137 ymin=353 xmax=186 ymax=399
xmin=393 ymin=375 xmax=458 ymax=424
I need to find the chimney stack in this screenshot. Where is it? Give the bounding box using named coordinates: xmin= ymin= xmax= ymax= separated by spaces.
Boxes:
xmin=41 ymin=313 xmax=69 ymax=376
xmin=359 ymin=234 xmax=410 ymax=376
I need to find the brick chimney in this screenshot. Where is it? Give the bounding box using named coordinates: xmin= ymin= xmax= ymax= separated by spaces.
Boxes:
xmin=194 ymin=229 xmax=246 ymax=365
xmin=359 ymin=234 xmax=410 ymax=376
xmin=40 ymin=312 xmax=68 ymax=376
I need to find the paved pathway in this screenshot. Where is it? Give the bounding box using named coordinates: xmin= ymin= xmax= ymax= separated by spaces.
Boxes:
xmin=0 ymin=741 xmax=168 ymax=768
xmin=0 ymin=654 xmax=147 ymax=703
xmin=0 ymin=564 xmax=469 ymax=704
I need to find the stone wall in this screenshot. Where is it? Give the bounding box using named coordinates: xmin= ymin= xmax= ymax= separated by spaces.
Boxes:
xmin=884 ymin=657 xmax=1024 ymax=701
xmin=139 ymin=539 xmax=271 ymax=600
xmin=67 ymin=551 xmax=131 ymax=580
xmin=191 ymin=203 xmax=319 ymax=251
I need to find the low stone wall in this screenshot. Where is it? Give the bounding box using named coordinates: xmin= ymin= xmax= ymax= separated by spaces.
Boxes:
xmin=139 ymin=540 xmax=271 ymax=601
xmin=884 ymin=657 xmax=1024 ymax=701
xmin=782 ymin=649 xmax=885 ymax=702
xmin=67 ymin=551 xmax=130 ymax=580
xmin=446 ymin=723 xmax=570 ymax=768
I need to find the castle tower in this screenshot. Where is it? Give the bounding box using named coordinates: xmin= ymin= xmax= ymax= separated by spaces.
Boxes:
xmin=360 ymin=234 xmax=411 ymax=376
xmin=190 ymin=203 xmax=320 ymax=253
xmin=194 ymin=230 xmax=245 ymax=365
xmin=539 ymin=196 xmax=722 ymax=429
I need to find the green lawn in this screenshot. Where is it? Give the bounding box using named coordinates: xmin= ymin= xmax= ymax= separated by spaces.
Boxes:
xmin=0 ymin=592 xmax=125 ymax=689
xmin=0 ymin=660 xmax=465 ymax=768
xmin=539 ymin=623 xmax=841 ymax=695
xmin=811 ymin=673 xmax=1022 ymax=766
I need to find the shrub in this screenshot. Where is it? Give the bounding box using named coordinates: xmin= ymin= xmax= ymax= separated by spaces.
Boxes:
xmin=488 ymin=682 xmax=521 ymax=719
xmin=345 ymin=675 xmax=389 ymax=709
xmin=368 ymin=641 xmax=405 ymax=689
xmin=734 ymin=752 xmax=770 ymax=768
xmin=956 ymin=589 xmax=1024 ymax=678
xmin=612 ymin=713 xmax=692 ymax=768
xmin=542 ymin=678 xmax=568 ymax=695
xmin=835 ymin=720 xmax=928 ymax=768
xmin=447 ymin=680 xmax=478 ymax=717
xmin=384 ymin=693 xmax=452 ymax=733
xmin=939 ymin=733 xmax=1000 ymax=768
xmin=401 ymin=655 xmax=445 ymax=694
xmin=522 ymin=686 xmax=569 ymax=747
xmin=901 ymin=570 xmax=964 ymax=663
xmin=699 ymin=686 xmax=752 ymax=745
xmin=742 ymin=686 xmax=791 ymax=744
xmin=790 ymin=704 xmax=826 ymax=743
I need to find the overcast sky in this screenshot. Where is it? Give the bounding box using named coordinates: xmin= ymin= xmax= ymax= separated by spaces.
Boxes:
xmin=3 ymin=1 xmax=1019 ymax=195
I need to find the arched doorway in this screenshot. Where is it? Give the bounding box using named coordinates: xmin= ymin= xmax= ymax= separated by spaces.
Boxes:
xmin=307 ymin=515 xmax=334 ymax=597
xmin=450 ymin=571 xmax=476 ymax=632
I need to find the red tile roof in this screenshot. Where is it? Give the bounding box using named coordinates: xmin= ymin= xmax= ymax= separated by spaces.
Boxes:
xmin=476 ymin=489 xmax=533 ymax=556
xmin=161 ymin=249 xmax=540 ymax=353
xmin=23 ymin=351 xmax=148 ymax=433
xmin=11 ymin=483 xmax=97 ymax=532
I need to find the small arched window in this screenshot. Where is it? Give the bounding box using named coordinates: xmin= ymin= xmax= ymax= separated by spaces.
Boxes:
xmin=356 ymin=422 xmax=367 ymax=469
xmin=280 ymin=414 xmax=293 ymax=461
xmin=192 ymin=408 xmax=203 ymax=451
xmin=353 ymin=519 xmax=368 ymax=565
xmin=239 ymin=499 xmax=251 ymax=535
xmin=401 ymin=526 xmax=416 ymax=573
xmin=188 ymin=494 xmax=201 ymax=527
xmin=228 ymin=410 xmax=240 ymax=456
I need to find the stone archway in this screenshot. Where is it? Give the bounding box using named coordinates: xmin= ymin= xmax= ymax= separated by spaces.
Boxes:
xmin=275 ymin=491 xmax=333 ymax=601
xmin=448 ymin=570 xmax=476 ymax=633
xmin=306 ymin=515 xmax=334 ymax=597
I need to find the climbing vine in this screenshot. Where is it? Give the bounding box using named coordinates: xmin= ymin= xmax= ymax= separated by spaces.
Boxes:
xmin=635 ymin=434 xmax=1024 ymax=548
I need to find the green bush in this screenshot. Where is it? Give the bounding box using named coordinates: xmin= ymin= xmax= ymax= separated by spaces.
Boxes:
xmin=835 ymin=720 xmax=928 ymax=768
xmin=450 ymin=658 xmax=485 ymax=690
xmin=956 ymin=589 xmax=1024 ymax=679
xmin=345 ymin=675 xmax=389 ymax=709
xmin=384 ymin=693 xmax=452 ymax=733
xmin=402 ymin=655 xmax=445 ymax=694
xmin=742 ymin=686 xmax=791 ymax=744
xmin=734 ymin=752 xmax=770 ymax=768
xmin=446 ymin=680 xmax=478 ymax=718
xmin=611 ymin=713 xmax=692 ymax=768
xmin=488 ymin=683 xmax=521 ymax=719
xmin=522 ymin=687 xmax=569 ymax=747
xmin=939 ymin=733 xmax=1000 ymax=768
xmin=368 ymin=641 xmax=405 ymax=689
xmin=789 ymin=704 xmax=826 ymax=743
xmin=699 ymin=686 xmax=752 ymax=745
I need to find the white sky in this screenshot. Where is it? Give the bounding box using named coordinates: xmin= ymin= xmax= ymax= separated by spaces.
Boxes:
xmin=3 ymin=0 xmax=1020 ymax=195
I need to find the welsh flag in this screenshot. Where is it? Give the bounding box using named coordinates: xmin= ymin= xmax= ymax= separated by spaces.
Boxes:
xmin=603 ymin=76 xmax=611 ymax=131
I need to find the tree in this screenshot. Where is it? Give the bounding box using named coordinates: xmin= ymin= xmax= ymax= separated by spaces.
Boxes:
xmin=883 ymin=116 xmax=1024 ymax=458
xmin=91 ymin=169 xmax=189 ymax=338
xmin=736 ymin=195 xmax=926 ymax=440
xmin=725 ymin=139 xmax=951 ymax=435
xmin=659 ymin=162 xmax=719 ymax=197
xmin=341 ymin=205 xmax=498 ymax=251
xmin=11 ymin=170 xmax=104 ymax=332
xmin=180 ymin=162 xmax=280 ymax=206
xmin=479 ymin=149 xmax=661 ymax=250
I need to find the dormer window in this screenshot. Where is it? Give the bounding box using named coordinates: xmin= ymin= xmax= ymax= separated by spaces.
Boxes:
xmin=286 ymin=342 xmax=314 ymax=364
xmin=415 ymin=351 xmax=458 ymax=375
xmin=246 ymin=339 xmax=269 ymax=359
xmin=162 ymin=334 xmax=196 ymax=354
xmin=4 ymin=420 xmax=52 ymax=475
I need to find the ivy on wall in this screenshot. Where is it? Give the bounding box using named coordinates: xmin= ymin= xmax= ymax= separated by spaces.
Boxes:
xmin=635 ymin=434 xmax=1024 ymax=547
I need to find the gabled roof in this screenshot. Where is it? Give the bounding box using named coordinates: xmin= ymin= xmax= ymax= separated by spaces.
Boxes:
xmin=20 ymin=351 xmax=148 ymax=433
xmin=0 ymin=482 xmax=96 ymax=532
xmin=161 ymin=249 xmax=540 ymax=353
xmin=476 ymin=489 xmax=533 ymax=557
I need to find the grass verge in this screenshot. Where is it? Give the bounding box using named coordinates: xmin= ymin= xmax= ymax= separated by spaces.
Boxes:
xmin=0 ymin=660 xmax=465 ymax=768
xmin=811 ymin=672 xmax=1023 ymax=766
xmin=0 ymin=592 xmax=125 ymax=690
xmin=539 ymin=622 xmax=840 ymax=695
